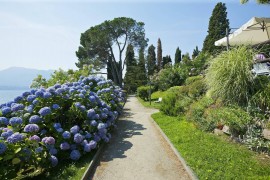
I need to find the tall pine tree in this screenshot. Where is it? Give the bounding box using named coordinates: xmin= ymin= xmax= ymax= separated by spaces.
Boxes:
xmin=124 ymin=44 xmax=137 ymax=93
xmin=157 ymin=38 xmax=162 ymax=71
xmin=174 ymin=47 xmax=182 ymax=64
xmin=137 ymin=47 xmax=147 ymax=86
xmin=147 ymin=44 xmax=156 ymax=76
xmin=202 ymin=2 xmax=229 ymax=55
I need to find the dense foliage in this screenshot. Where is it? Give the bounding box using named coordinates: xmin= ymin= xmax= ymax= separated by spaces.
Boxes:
xmin=0 ymin=76 xmax=125 ymax=179
xmin=206 ymin=46 xmax=255 ymax=106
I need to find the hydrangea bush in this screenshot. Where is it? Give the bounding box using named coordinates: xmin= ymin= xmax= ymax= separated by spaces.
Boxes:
xmin=0 ymin=76 xmax=125 ymax=178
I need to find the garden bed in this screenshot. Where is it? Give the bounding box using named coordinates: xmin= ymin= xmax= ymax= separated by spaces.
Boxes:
xmin=152 ymin=112 xmax=270 ymax=179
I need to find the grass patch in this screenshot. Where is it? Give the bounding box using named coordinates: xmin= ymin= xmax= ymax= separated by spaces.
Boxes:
xmin=137 ymin=97 xmax=161 ymax=109
xmin=152 ymin=112 xmax=270 ymax=179
xmin=30 ymin=150 xmax=96 ymax=180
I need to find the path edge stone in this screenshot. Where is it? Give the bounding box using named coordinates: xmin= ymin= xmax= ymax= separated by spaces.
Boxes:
xmin=81 ymin=142 xmax=106 ymax=180
xmin=150 ymin=116 xmax=199 ymax=180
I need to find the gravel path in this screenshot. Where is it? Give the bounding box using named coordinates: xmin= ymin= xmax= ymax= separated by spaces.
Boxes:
xmin=91 ymin=96 xmax=191 ymax=180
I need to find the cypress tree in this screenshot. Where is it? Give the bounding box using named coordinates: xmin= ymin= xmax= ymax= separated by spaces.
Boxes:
xmin=147 ymin=44 xmax=156 ymax=76
xmin=157 ymin=38 xmax=163 ymax=71
xmin=174 ymin=47 xmax=182 ymax=64
xmin=192 ymin=46 xmax=200 ymax=59
xmin=202 ymin=2 xmax=230 ymax=55
xmin=137 ymin=47 xmax=147 ymax=86
xmin=124 ymin=44 xmax=137 ymax=93
xmin=162 ymin=55 xmax=172 ymax=68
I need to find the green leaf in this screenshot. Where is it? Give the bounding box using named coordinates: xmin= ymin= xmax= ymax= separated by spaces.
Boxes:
xmin=12 ymin=158 xmax=21 ymax=165
xmin=0 ymin=157 xmax=3 ymax=160
xmin=4 ymin=154 xmax=14 ymax=161
xmin=15 ymin=147 xmax=21 ymax=154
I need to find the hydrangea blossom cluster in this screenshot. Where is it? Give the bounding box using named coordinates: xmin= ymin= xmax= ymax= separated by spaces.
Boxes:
xmin=0 ymin=75 xmax=125 ymax=175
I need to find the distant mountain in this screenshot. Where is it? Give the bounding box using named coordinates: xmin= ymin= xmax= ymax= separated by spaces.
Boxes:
xmin=0 ymin=67 xmax=54 ymax=90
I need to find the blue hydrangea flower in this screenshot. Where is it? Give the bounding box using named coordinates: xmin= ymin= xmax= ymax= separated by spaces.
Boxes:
xmin=14 ymin=95 xmax=23 ymax=102
xmin=47 ymin=87 xmax=56 ymax=93
xmin=0 ymin=142 xmax=7 ymax=154
xmin=85 ymin=132 xmax=92 ymax=139
xmin=89 ymin=140 xmax=97 ymax=149
xmin=62 ymin=131 xmax=71 ymax=139
xmin=6 ymin=101 xmax=14 ymax=107
xmin=24 ymin=124 xmax=39 ymax=132
xmin=94 ymin=134 xmax=101 ymax=142
xmin=29 ymin=115 xmax=42 ymax=123
xmin=7 ymin=132 xmax=24 ymax=143
xmin=49 ymin=148 xmax=58 ymax=155
xmin=43 ymin=92 xmax=52 ymax=99
xmin=1 ymin=131 xmax=13 ymax=139
xmin=42 ymin=136 xmax=55 ymax=145
xmin=54 ymin=84 xmax=61 ymax=89
xmin=90 ymin=120 xmax=97 ymax=127
xmin=9 ymin=117 xmax=23 ymax=126
xmin=26 ymin=105 xmax=34 ymax=113
xmin=60 ymin=142 xmax=70 ymax=150
xmin=33 ymin=99 xmax=39 ymax=105
xmin=53 ymin=123 xmax=61 ymax=129
xmin=69 ymin=88 xmax=75 ymax=93
xmin=22 ymin=91 xmax=31 ymax=97
xmin=70 ymin=125 xmax=79 ymax=134
xmin=87 ymin=109 xmax=96 ymax=119
xmin=84 ymin=143 xmax=91 ymax=152
xmin=35 ymin=90 xmax=44 ymax=98
xmin=97 ymin=123 xmax=106 ymax=130
xmin=0 ymin=117 xmax=8 ymax=125
xmin=55 ymin=88 xmax=65 ymax=94
xmin=70 ymin=150 xmax=81 ymax=160
xmin=38 ymin=107 xmax=51 ymax=116
xmin=27 ymin=95 xmax=36 ymax=102
xmin=74 ymin=133 xmax=83 ymax=143
xmin=89 ymin=96 xmax=96 ymax=103
xmin=57 ymin=128 xmax=63 ymax=133
xmin=30 ymin=89 xmax=37 ymax=94
xmin=74 ymin=102 xmax=81 ymax=108
xmin=29 ymin=135 xmax=40 ymax=142
xmin=35 ymin=147 xmax=43 ymax=153
xmin=52 ymin=104 xmax=60 ymax=110
xmin=50 ymin=155 xmax=58 ymax=167
xmin=1 ymin=107 xmax=11 ymax=115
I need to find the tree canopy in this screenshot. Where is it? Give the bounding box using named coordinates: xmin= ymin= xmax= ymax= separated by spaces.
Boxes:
xmin=174 ymin=47 xmax=182 ymax=64
xmin=147 ymin=44 xmax=157 ymax=76
xmin=76 ymin=17 xmax=148 ymax=87
xmin=240 ymin=0 xmax=270 ymax=4
xmin=202 ymin=2 xmax=230 ymax=55
xmin=157 ymin=38 xmax=162 ymax=72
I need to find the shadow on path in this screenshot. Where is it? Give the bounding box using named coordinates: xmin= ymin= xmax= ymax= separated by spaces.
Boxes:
xmin=89 ymin=107 xmax=146 ymax=178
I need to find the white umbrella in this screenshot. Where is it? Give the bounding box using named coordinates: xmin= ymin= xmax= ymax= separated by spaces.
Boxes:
xmin=215 ymin=17 xmax=270 ymax=46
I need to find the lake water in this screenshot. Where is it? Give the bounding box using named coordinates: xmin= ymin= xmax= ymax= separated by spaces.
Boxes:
xmin=0 ymin=89 xmax=29 ymax=104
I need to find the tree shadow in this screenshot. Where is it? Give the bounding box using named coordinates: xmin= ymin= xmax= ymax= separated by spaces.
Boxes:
xmin=89 ymin=110 xmax=146 ymax=178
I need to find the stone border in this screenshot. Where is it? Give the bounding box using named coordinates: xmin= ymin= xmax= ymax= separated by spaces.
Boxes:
xmin=150 ymin=117 xmax=199 ymax=180
xmin=81 ymin=142 xmax=106 ymax=180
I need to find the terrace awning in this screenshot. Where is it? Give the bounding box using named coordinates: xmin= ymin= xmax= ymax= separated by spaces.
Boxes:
xmin=215 ymin=17 xmax=270 ymax=46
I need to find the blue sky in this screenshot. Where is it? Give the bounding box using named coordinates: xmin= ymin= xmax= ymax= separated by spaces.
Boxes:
xmin=0 ymin=0 xmax=269 ymax=71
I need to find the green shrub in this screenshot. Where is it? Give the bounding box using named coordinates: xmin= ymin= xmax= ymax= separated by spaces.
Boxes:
xmin=206 ymin=46 xmax=255 ymax=106
xmin=185 ymin=75 xmax=204 ymax=85
xmin=187 ymin=96 xmax=214 ymax=131
xmin=137 ymin=86 xmax=152 ymax=101
xmin=250 ymin=76 xmax=270 ymax=111
xmin=160 ymin=92 xmax=178 ymax=116
xmin=151 ymin=91 xmax=167 ymax=100
xmin=161 ymin=91 xmax=193 ymax=116
xmin=206 ymin=106 xmax=252 ymax=136
xmin=187 ymin=78 xmax=207 ymax=99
